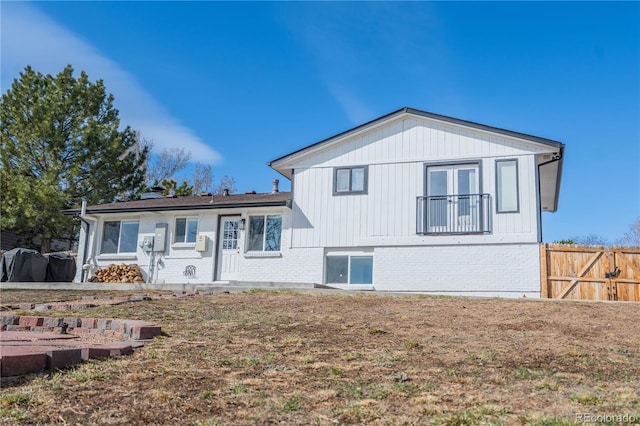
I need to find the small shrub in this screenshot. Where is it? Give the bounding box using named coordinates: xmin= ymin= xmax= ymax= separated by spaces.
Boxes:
xmin=242 ymin=356 xmax=261 ymax=365
xmin=404 ymin=340 xmax=421 ymax=349
xmin=371 ymin=387 xmax=390 ymax=400
xmin=215 ymin=358 xmax=233 ymax=367
xmin=444 ymin=368 xmax=459 ymax=377
xmin=421 ymin=382 xmax=436 ymax=392
xmin=329 ymin=367 xmax=344 ymax=377
xmin=199 ymin=391 xmax=213 ymax=400
xmin=570 ymin=392 xmax=600 ymax=406
xmin=281 ymin=335 xmax=303 ymax=345
xmin=393 ymin=382 xmax=419 ymax=397
xmin=513 ymin=367 xmax=534 ymax=380
xmin=536 ymin=382 xmax=559 ymax=391
xmin=342 ymin=381 xmax=365 ymax=399
xmin=231 ymin=383 xmax=247 ymax=395
xmin=0 ymin=408 xmax=29 ymax=421
xmin=341 ymin=351 xmax=364 ymax=361
xmin=283 ymin=395 xmax=303 ymax=412
xmin=0 ymin=394 xmax=30 ymax=407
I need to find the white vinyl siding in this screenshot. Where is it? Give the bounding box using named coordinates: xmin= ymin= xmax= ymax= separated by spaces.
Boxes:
xmin=101 ymin=220 xmax=139 ymax=254
xmin=496 ymin=159 xmax=519 ymax=213
xmin=289 ymin=116 xmax=544 ymax=247
xmin=290 ymin=117 xmax=550 ymax=169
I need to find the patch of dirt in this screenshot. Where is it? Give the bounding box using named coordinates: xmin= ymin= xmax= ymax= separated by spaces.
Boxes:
xmin=1 ymin=290 xmax=639 ymax=425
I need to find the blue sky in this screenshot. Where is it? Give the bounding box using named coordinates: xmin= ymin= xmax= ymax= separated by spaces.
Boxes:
xmin=2 ymin=1 xmax=638 ymax=243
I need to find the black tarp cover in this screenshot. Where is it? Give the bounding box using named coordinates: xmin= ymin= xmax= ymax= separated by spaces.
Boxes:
xmin=1 ymin=248 xmax=48 ymax=282
xmin=45 ymin=253 xmax=76 ymax=282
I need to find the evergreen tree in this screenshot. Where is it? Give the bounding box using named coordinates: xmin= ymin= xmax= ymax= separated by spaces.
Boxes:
xmin=1 ymin=65 xmax=148 ymax=253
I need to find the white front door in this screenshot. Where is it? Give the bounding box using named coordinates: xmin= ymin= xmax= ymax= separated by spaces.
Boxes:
xmin=427 ymin=164 xmax=479 ymax=233
xmin=217 ymin=216 xmax=240 ymax=281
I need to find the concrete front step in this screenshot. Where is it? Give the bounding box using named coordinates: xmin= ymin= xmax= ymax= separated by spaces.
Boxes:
xmin=0 ymin=281 xmax=331 ymax=292
xmin=195 ymin=281 xmax=322 ymax=292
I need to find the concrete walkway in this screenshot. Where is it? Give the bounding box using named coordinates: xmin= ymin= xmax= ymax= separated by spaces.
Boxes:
xmin=0 ymin=281 xmax=339 ymax=292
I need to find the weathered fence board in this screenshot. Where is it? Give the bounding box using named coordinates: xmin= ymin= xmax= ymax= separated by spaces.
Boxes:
xmin=541 ymin=244 xmax=640 ymax=302
xmin=611 ymin=247 xmax=640 ymax=302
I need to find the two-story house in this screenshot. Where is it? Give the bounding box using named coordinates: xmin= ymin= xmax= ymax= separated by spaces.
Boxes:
xmin=72 ymin=107 xmax=564 ymax=297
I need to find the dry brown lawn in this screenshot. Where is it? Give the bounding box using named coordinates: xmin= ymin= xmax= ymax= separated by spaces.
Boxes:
xmin=1 ymin=289 xmax=639 ymax=425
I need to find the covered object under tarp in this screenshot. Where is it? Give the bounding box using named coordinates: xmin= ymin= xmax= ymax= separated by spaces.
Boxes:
xmin=45 ymin=253 xmax=76 ymax=282
xmin=1 ymin=248 xmax=49 ymax=282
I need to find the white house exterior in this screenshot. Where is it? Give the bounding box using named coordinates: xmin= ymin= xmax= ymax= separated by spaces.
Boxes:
xmin=72 ymin=108 xmax=564 ymax=297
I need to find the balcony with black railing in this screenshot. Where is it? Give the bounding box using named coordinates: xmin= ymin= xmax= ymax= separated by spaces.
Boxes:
xmin=416 ymin=194 xmax=492 ymax=235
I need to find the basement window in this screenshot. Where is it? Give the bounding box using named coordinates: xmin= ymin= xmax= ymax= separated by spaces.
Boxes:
xmin=325 ymin=255 xmax=373 ymax=284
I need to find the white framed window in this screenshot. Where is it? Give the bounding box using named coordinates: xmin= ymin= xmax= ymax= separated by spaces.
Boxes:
xmin=247 ymin=215 xmax=282 ymax=252
xmin=325 ymin=254 xmax=373 ymax=284
xmin=334 ymin=166 xmax=368 ymax=195
xmin=101 ymin=220 xmax=139 ymax=254
xmin=496 ymin=159 xmax=519 ymax=213
xmin=175 ymin=217 xmax=198 ymax=243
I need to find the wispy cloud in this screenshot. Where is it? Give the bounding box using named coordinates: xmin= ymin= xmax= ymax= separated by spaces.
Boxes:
xmin=0 ymin=3 xmax=221 ymax=164
xmin=328 ymin=83 xmax=376 ymax=124
xmin=277 ymin=2 xmax=456 ymax=124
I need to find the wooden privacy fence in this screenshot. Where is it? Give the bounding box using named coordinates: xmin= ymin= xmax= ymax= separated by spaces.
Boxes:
xmin=540 ymin=244 xmax=640 ymax=302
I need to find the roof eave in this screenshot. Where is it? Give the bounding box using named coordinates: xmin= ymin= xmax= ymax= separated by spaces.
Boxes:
xmin=65 ymin=200 xmax=291 ymax=215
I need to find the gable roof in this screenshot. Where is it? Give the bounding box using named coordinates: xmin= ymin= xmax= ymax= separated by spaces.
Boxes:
xmin=66 ymin=192 xmax=291 ymax=215
xmin=268 ymin=107 xmax=565 ymax=177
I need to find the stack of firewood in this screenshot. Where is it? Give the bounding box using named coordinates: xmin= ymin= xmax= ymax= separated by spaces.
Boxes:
xmin=89 ymin=264 xmax=145 ymax=283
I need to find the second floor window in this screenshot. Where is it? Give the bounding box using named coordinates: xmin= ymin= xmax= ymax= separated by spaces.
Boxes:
xmin=334 ymin=166 xmax=368 ymax=195
xmin=496 ymin=159 xmax=519 ymax=213
xmin=175 ymin=217 xmax=198 ymax=243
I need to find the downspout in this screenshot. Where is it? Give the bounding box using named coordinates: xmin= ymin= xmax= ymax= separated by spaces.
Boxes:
xmin=79 ymin=200 xmax=98 ymax=282
xmin=289 ymin=169 xmax=295 ymax=250
xmin=537 ymin=154 xmax=562 ymax=168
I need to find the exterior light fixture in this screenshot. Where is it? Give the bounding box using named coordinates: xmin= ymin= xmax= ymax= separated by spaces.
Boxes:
xmin=238 ymin=218 xmax=246 ymax=230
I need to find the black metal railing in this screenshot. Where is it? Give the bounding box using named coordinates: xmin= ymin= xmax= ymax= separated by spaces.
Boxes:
xmin=416 ymin=194 xmax=491 ymax=235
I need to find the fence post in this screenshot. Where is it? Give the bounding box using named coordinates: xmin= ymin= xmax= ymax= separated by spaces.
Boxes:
xmin=540 ymin=243 xmax=548 ymax=298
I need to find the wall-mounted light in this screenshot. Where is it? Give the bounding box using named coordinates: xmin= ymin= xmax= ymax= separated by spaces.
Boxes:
xmin=238 ymin=218 xmax=246 ymax=230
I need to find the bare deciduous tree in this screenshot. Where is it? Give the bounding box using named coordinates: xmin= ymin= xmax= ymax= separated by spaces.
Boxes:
xmin=213 ymin=175 xmax=237 ymax=195
xmin=570 ymin=234 xmax=610 ymax=246
xmin=145 ymin=145 xmax=192 ymax=183
xmin=192 ymin=163 xmax=213 ymax=194
xmin=618 ymin=217 xmax=640 ymax=246
xmin=142 ymin=146 xmax=236 ymax=197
